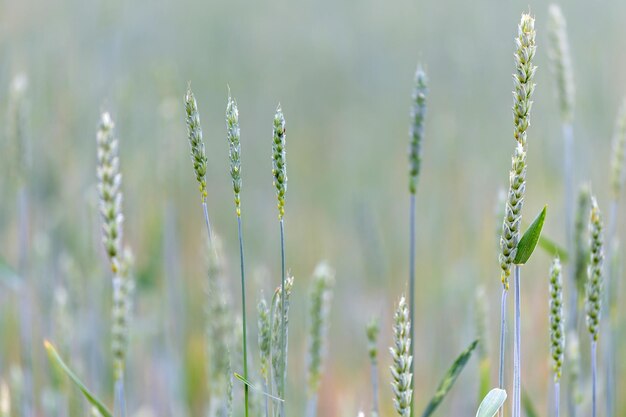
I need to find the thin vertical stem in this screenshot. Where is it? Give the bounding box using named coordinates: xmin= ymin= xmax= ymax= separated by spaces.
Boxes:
xmin=409 ymin=193 xmax=416 ymax=417
xmin=237 ymin=215 xmax=249 ymax=417
xmin=203 ymin=201 xmax=213 ymax=242
xmin=591 ymin=340 xmax=597 ymax=417
xmin=498 ymin=288 xmax=508 ymax=417
xmin=305 ymin=395 xmax=317 ymax=417
xmin=513 ymin=266 xmax=521 ymax=417
xmin=263 ymin=380 xmax=269 ymax=417
xmin=114 ymin=378 xmax=126 ymax=417
xmin=563 ymin=123 xmax=578 ymax=328
xmin=279 ymin=218 xmax=286 ymax=417
xmin=554 ymin=381 xmax=560 ymax=417
xmin=371 ymin=358 xmax=379 ymax=416
xmin=604 ymin=199 xmax=617 ymax=417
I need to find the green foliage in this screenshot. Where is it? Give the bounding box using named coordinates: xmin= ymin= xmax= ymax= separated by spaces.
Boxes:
xmin=476 ymin=389 xmax=507 ymax=417
xmin=420 ymin=339 xmax=478 ymax=417
xmin=514 ymin=206 xmax=547 ymax=265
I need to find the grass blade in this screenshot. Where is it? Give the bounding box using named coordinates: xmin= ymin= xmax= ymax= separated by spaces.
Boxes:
xmin=44 ymin=340 xmax=113 ymax=417
xmin=514 ymin=206 xmax=547 ymax=265
xmin=476 ymin=389 xmax=507 ymax=417
xmin=420 ymin=339 xmax=479 ymax=417
xmin=233 ymin=373 xmax=284 ymax=402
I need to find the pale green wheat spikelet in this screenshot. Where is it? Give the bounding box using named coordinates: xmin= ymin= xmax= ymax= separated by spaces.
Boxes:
xmin=547 ymin=5 xmax=575 ymax=123
xmin=97 ymin=112 xmax=124 ymax=273
xmin=258 ymin=296 xmax=271 ymax=382
xmin=390 ymin=296 xmax=412 ymax=417
xmin=586 ymin=197 xmax=604 ymax=341
xmin=272 ymin=106 xmax=287 ymax=219
xmin=226 ymin=94 xmax=242 ymax=216
xmin=8 ymin=73 xmax=30 ymax=183
xmin=549 ymin=257 xmax=565 ymax=381
xmin=185 ymin=86 xmax=208 ymax=201
xmin=610 ymin=99 xmax=626 ymax=198
xmin=112 ymin=247 xmax=135 ymax=381
xmin=573 ymin=184 xmax=591 ymax=296
xmin=409 ymin=66 xmax=427 ymax=195
xmin=499 ymin=13 xmax=537 ymax=289
xmin=366 ymin=318 xmax=380 ymax=362
xmin=206 ymin=236 xmax=235 ymax=417
xmin=306 ymin=262 xmax=335 ymax=395
xmin=271 ymin=275 xmax=294 ymax=402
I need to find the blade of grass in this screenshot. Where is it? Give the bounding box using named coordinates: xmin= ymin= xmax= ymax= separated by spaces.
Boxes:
xmin=476 ymin=389 xmax=507 ymax=417
xmin=420 ymin=339 xmax=479 ymax=417
xmin=44 ymin=341 xmax=113 ymax=417
xmin=514 ymin=206 xmax=547 ymax=265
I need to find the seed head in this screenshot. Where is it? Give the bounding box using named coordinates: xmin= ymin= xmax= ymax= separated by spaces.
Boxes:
xmin=390 ymin=296 xmax=412 ymax=417
xmin=96 ymin=112 xmax=123 ymax=273
xmin=610 ymin=99 xmax=626 ymax=199
xmin=547 ymin=5 xmax=575 ymax=123
xmin=585 ymin=197 xmax=604 ymax=341
xmin=184 ymin=85 xmax=208 ymax=201
xmin=272 ymin=106 xmax=287 ymax=219
xmin=409 ymin=66 xmax=427 ymax=195
xmin=366 ymin=317 xmax=380 ymax=361
xmin=306 ymin=262 xmax=335 ymax=395
xmin=111 ymin=247 xmax=135 ymax=380
xmin=271 ymin=274 xmax=294 ymax=398
xmin=226 ymin=93 xmax=242 ymax=216
xmin=573 ymin=184 xmax=591 ymax=297
xmin=257 ymin=295 xmax=271 ymax=381
xmin=549 ymin=257 xmax=565 ymax=381
xmin=513 ymin=13 xmax=537 ymax=148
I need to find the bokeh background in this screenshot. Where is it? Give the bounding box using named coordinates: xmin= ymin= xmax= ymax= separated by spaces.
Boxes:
xmin=1 ymin=0 xmax=625 ymax=416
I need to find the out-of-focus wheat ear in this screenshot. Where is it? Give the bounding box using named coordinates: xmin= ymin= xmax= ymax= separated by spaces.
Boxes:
xmin=184 ymin=84 xmax=212 ymax=238
xmin=8 ymin=73 xmax=30 ymax=182
xmin=270 ymin=275 xmax=294 ymax=409
xmin=409 ymin=66 xmax=427 ymax=196
xmin=0 ymin=379 xmax=10 ymax=417
xmin=610 ymin=100 xmax=626 ymax=200
xmin=366 ymin=318 xmax=380 ymax=417
xmin=474 ymin=287 xmax=490 ymax=402
xmin=585 ymin=196 xmax=603 ymax=417
xmin=547 ymin=5 xmax=575 ymax=123
xmin=390 ymin=296 xmax=412 ymax=417
xmin=549 ymin=257 xmax=564 ymax=417
xmin=258 ymin=294 xmax=271 ymax=417
xmin=96 ymin=111 xmax=124 ymax=273
xmin=305 ymin=263 xmax=335 ymax=417
xmin=272 ymin=106 xmax=287 ymax=220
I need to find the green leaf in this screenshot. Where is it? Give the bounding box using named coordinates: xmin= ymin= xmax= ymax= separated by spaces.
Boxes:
xmin=476 ymin=388 xmax=507 ymax=417
xmin=420 ymin=339 xmax=479 ymax=417
xmin=521 ymin=389 xmax=539 ymax=417
xmin=233 ymin=373 xmax=284 ymax=402
xmin=478 ymin=357 xmax=491 ymax=403
xmin=44 ymin=341 xmax=114 ymax=417
xmin=537 ymin=234 xmax=569 ymax=263
xmin=514 ymin=205 xmax=547 ymax=265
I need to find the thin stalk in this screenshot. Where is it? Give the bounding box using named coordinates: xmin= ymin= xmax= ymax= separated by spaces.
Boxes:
xmin=409 ymin=193 xmax=416 ymax=417
xmin=203 ymin=201 xmax=213 ymax=242
xmin=498 ymin=288 xmax=507 ymax=417
xmin=237 ymin=215 xmax=249 ymax=417
xmin=512 ymin=266 xmax=521 ymax=417
xmin=263 ymin=380 xmax=269 ymax=417
xmin=591 ymin=341 xmax=597 ymax=417
xmin=305 ymin=396 xmax=317 ymax=417
xmin=563 ymin=122 xmax=577 ymax=327
xmin=554 ymin=381 xmax=560 ymax=417
xmin=279 ymin=218 xmax=286 ymax=417
xmin=114 ymin=378 xmax=126 ymax=417
xmin=370 ymin=358 xmax=379 ymax=416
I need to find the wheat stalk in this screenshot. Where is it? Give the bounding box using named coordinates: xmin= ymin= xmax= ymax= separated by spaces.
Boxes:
xmin=390 ymin=296 xmax=412 ymax=417
xmin=305 ymin=263 xmax=335 ymax=417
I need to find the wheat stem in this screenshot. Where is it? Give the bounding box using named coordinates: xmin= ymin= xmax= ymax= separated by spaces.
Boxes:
xmin=512 ymin=265 xmax=521 ymax=417
xmin=238 ymin=216 xmax=250 ymax=417
xmin=498 ymin=288 xmax=507 ymax=417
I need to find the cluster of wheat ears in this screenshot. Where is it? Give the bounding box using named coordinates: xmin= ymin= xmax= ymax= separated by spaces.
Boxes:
xmin=1 ymin=6 xmax=624 ymax=417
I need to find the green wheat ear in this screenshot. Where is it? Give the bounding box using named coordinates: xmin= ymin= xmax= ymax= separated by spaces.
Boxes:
xmin=272 ymin=105 xmax=287 ymax=219
xmin=549 ymin=257 xmax=564 ymax=381
xmin=610 ymin=99 xmax=626 ymax=199
xmin=586 ymin=197 xmax=604 ymax=342
xmin=390 ymin=296 xmax=412 ymax=417
xmin=184 ymin=85 xmax=208 ymax=200
xmin=226 ymin=93 xmax=242 ymax=216
xmin=409 ymin=66 xmax=427 ymax=195
xmin=547 ymin=4 xmax=575 ymax=123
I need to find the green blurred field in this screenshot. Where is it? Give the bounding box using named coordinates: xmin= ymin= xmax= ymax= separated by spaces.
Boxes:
xmin=1 ymin=0 xmax=625 ymax=416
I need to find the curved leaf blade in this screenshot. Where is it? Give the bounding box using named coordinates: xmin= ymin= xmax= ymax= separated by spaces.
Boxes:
xmin=476 ymin=388 xmax=507 ymax=417
xmin=537 ymin=233 xmax=568 ymax=263
xmin=514 ymin=205 xmax=547 ymax=265
xmin=420 ymin=339 xmax=479 ymax=417
xmin=44 ymin=340 xmax=114 ymax=417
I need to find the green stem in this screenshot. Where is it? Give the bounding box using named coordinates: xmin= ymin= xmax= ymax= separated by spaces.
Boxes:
xmin=203 ymin=200 xmax=213 ymax=242
xmin=237 ymin=215 xmax=249 ymax=417
xmin=279 ymin=218 xmax=286 ymax=417
xmin=513 ymin=266 xmax=521 ymax=417
xmin=409 ymin=193 xmax=416 ymax=417
xmin=498 ymin=288 xmax=507 ymax=417
xmin=591 ymin=340 xmax=597 ymax=417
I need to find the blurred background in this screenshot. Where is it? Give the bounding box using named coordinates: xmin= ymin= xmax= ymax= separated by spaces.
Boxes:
xmin=0 ymin=0 xmax=625 ymax=416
